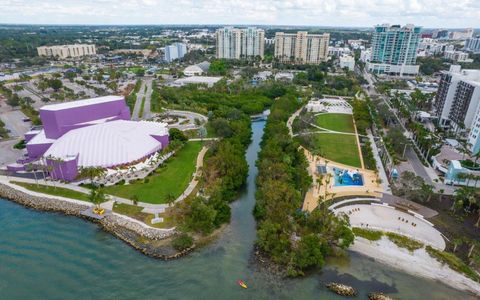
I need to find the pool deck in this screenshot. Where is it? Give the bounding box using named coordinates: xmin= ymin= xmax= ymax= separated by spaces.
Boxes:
xmin=301 ymin=146 xmax=383 ymax=212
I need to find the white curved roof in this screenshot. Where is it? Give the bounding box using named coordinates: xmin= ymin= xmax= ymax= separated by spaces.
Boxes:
xmin=44 ymin=120 xmax=168 ymax=168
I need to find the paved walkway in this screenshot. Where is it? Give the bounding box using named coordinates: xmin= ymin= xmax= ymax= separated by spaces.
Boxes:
xmin=4 ymin=145 xmax=209 ymax=211
xmin=367 ymin=130 xmax=391 ymax=194
xmin=334 ymin=203 xmax=445 ymax=250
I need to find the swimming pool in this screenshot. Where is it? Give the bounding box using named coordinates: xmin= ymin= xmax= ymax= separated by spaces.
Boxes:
xmin=333 ymin=168 xmax=364 ymax=186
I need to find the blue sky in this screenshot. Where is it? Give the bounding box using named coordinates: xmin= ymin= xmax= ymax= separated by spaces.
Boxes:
xmin=1 ymin=0 xmax=479 ymax=28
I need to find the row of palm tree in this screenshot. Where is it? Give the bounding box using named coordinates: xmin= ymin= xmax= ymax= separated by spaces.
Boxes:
xmin=456 ymin=172 xmax=480 ymax=188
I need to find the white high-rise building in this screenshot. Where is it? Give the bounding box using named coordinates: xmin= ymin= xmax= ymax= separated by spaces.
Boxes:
xmin=37 ymin=44 xmax=96 ymax=59
xmin=465 ymin=38 xmax=480 ymax=54
xmin=164 ymin=43 xmax=187 ymax=62
xmin=367 ymin=24 xmax=421 ymax=76
xmin=215 ymin=27 xmax=264 ymax=60
xmin=444 ymin=51 xmax=472 ymax=63
xmin=274 ymin=31 xmax=330 ymax=65
xmin=450 ymin=28 xmax=474 ymax=40
xmin=434 ymin=65 xmax=480 ymax=154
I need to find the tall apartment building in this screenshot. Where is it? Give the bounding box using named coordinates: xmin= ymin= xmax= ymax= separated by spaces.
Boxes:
xmin=434 ymin=65 xmax=480 ymax=153
xmin=37 ymin=44 xmax=96 ymax=59
xmin=215 ymin=27 xmax=264 ymax=59
xmin=274 ymin=31 xmax=330 ymax=64
xmin=450 ymin=28 xmax=474 ymax=40
xmin=164 ymin=42 xmax=187 ymax=62
xmin=465 ymin=37 xmax=480 ymax=54
xmin=367 ymin=24 xmax=421 ymax=76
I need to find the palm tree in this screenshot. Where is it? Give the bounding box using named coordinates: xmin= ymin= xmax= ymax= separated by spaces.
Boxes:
xmin=421 ymin=183 xmax=434 ymax=202
xmin=78 ymin=166 xmax=106 ymax=186
xmin=26 ymin=163 xmax=39 ymax=187
xmin=316 ymin=175 xmax=324 ymax=193
xmin=89 ymin=188 xmax=108 ymax=213
xmin=53 ymin=157 xmax=65 ymax=181
xmin=438 ymin=189 xmax=445 ymax=202
xmin=453 ymin=237 xmax=464 ymax=252
xmin=324 ymin=173 xmax=332 ymax=200
xmin=166 ymin=193 xmax=176 ymax=207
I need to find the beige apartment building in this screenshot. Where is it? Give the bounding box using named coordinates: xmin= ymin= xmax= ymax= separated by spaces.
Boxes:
xmin=216 ymin=27 xmax=264 ymax=59
xmin=274 ymin=32 xmax=330 ymax=64
xmin=37 ymin=44 xmax=96 ymax=59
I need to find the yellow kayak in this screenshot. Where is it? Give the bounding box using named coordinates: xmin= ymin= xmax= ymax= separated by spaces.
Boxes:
xmin=237 ymin=280 xmax=248 ymax=289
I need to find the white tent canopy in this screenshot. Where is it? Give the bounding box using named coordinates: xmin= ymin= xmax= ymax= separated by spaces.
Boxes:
xmin=44 ymin=120 xmax=168 ymax=168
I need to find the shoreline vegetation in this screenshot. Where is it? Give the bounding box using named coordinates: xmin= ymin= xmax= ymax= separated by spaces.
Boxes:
xmin=254 ymin=90 xmax=355 ymax=276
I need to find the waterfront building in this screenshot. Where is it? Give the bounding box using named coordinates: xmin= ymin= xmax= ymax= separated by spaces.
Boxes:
xmin=12 ymin=96 xmax=169 ymax=180
xmin=215 ymin=27 xmax=264 ymax=59
xmin=164 ymin=42 xmax=187 ymax=62
xmin=274 ymin=31 xmax=330 ymax=64
xmin=434 ymin=65 xmax=480 ymax=154
xmin=339 ymin=55 xmax=355 ymax=71
xmin=37 ymin=44 xmax=96 ymax=59
xmin=464 ymin=37 xmax=480 ymax=54
xmin=367 ymin=24 xmax=421 ymax=76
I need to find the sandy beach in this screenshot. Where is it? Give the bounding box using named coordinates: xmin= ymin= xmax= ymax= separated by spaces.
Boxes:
xmin=350 ymin=237 xmax=480 ymax=296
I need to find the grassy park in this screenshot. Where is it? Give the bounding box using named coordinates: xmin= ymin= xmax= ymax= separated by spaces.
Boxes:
xmin=11 ymin=181 xmax=91 ymax=202
xmin=103 ymin=141 xmax=203 ymax=204
xmin=315 ymin=113 xmax=355 ymax=133
xmin=313 ymin=133 xmax=362 ymax=168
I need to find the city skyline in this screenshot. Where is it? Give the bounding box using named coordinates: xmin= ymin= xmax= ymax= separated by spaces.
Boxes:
xmin=1 ymin=0 xmax=479 ymax=28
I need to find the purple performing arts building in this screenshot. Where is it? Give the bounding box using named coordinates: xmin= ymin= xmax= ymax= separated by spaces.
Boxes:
xmin=11 ymin=96 xmax=169 ymax=181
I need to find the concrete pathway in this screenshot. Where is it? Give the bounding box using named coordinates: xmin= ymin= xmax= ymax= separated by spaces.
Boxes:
xmin=131 ymin=78 xmax=153 ymax=120
xmin=367 ymin=130 xmax=391 ymax=194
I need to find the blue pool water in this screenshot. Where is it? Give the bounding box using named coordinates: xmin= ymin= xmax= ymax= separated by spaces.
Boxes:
xmin=334 ymin=168 xmax=364 ymax=186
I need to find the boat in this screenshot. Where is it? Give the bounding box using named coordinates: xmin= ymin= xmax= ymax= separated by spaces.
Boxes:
xmin=237 ymin=280 xmax=248 ymax=289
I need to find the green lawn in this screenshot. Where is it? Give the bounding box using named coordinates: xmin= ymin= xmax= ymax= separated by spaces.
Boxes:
xmin=112 ymin=203 xmax=175 ymax=228
xmin=11 ymin=181 xmax=91 ymax=202
xmin=315 ymin=113 xmax=355 ymax=133
xmin=313 ymin=133 xmax=362 ymax=167
xmin=103 ymin=142 xmax=203 ymax=204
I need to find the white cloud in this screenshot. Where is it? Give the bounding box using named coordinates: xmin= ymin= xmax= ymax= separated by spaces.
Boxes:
xmin=0 ymin=0 xmax=479 ymax=27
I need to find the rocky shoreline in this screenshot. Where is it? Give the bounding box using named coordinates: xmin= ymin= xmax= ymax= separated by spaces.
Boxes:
xmin=0 ymin=183 xmax=193 ymax=260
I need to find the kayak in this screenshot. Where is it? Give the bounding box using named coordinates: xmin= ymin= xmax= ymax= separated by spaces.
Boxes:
xmin=237 ymin=280 xmax=248 ymax=289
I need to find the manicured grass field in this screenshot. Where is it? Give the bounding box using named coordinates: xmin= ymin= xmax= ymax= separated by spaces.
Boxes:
xmin=315 ymin=113 xmax=355 ymax=133
xmin=11 ymin=181 xmax=91 ymax=202
xmin=313 ymin=133 xmax=362 ymax=168
xmin=103 ymin=142 xmax=203 ymax=204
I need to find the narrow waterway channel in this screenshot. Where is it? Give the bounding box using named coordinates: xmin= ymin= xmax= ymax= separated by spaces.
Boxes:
xmin=0 ymin=120 xmax=476 ymax=299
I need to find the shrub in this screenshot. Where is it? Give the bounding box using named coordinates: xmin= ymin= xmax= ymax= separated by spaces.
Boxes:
xmin=352 ymin=227 xmax=383 ymax=241
xmin=143 ymin=178 xmax=150 ymax=184
xmin=426 ymin=246 xmax=480 ymax=282
xmin=116 ymin=179 xmax=125 ymax=185
xmin=172 ymin=233 xmax=193 ymax=251
xmin=386 ymin=232 xmax=423 ymax=252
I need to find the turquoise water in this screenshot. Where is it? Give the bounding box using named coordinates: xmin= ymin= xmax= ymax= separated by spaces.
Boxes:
xmin=333 ymin=167 xmax=364 ymax=186
xmin=0 ymin=121 xmax=477 ymax=299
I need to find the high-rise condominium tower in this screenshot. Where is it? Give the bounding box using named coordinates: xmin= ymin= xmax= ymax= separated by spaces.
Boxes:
xmin=215 ymin=27 xmax=264 ymax=59
xmin=274 ymin=31 xmax=330 ymax=64
xmin=367 ymin=24 xmax=421 ymax=76
xmin=164 ymin=43 xmax=187 ymax=62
